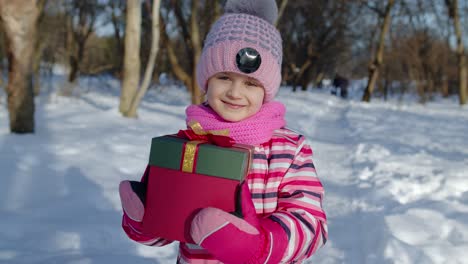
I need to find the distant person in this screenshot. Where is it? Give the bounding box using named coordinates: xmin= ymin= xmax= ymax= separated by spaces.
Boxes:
xmin=118 ymin=0 xmax=328 ymax=263
xmin=332 ymin=74 xmax=349 ymax=99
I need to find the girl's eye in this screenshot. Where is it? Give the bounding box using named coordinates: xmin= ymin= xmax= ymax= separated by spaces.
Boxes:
xmin=246 ymin=81 xmax=259 ymax=87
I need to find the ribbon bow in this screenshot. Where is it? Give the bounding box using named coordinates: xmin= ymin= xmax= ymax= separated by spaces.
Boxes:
xmin=177 ymin=121 xmax=235 ymax=147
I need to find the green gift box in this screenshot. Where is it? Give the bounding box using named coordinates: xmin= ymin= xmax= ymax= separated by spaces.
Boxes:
xmin=148 ymin=135 xmax=253 ymax=181
xmin=142 ymin=134 xmax=254 ymax=242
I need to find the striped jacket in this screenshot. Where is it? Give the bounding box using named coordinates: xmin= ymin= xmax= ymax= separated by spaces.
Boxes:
xmin=122 ymin=128 xmax=328 ymax=263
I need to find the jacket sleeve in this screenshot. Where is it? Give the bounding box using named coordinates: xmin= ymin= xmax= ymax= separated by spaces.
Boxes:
xmin=121 ymin=165 xmax=173 ymax=247
xmin=269 ymin=137 xmax=328 ymax=262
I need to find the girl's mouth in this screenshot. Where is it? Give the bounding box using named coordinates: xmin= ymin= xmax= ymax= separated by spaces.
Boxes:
xmin=222 ymin=100 xmax=245 ymax=109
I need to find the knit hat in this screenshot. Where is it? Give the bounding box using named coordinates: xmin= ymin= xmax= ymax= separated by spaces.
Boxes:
xmin=196 ymin=0 xmax=283 ymax=102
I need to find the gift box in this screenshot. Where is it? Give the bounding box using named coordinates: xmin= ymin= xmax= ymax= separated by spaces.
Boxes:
xmin=141 ymin=127 xmax=253 ymax=243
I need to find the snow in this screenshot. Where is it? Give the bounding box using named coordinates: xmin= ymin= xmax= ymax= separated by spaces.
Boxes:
xmin=1 ymin=75 xmax=467 ymax=264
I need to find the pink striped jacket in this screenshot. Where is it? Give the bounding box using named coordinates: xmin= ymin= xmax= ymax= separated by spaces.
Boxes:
xmin=122 ymin=128 xmax=328 ymax=263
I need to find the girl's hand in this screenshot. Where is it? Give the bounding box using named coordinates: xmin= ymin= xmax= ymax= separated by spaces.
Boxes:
xmin=119 ymin=180 xmax=146 ymax=222
xmin=190 ymin=182 xmax=288 ymax=264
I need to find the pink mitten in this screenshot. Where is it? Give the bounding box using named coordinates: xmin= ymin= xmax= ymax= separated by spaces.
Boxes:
xmin=119 ymin=180 xmax=146 ymax=222
xmin=190 ymin=183 xmax=288 ymax=264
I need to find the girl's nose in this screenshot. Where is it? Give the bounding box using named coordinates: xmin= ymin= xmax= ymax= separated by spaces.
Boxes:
xmin=226 ymin=81 xmax=242 ymax=99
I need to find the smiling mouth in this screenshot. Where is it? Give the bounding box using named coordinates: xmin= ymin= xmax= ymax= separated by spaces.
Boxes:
xmin=222 ymin=100 xmax=245 ymax=109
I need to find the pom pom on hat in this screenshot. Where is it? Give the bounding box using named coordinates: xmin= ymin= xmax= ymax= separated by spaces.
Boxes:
xmin=196 ymin=0 xmax=283 ymax=102
xmin=224 ymin=0 xmax=278 ymax=25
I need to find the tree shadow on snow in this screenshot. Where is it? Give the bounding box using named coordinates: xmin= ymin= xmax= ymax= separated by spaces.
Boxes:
xmin=0 ymin=111 xmax=177 ymax=263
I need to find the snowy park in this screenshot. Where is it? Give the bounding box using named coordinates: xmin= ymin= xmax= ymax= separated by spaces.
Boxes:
xmin=1 ymin=76 xmax=467 ymax=264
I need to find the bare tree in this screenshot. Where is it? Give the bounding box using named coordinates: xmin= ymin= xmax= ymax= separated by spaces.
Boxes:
xmin=108 ymin=0 xmax=125 ymax=77
xmin=362 ymin=0 xmax=396 ymax=102
xmin=0 ymin=0 xmax=41 ymax=133
xmin=32 ymin=0 xmax=49 ymax=96
xmin=65 ymin=0 xmax=101 ymax=83
xmin=161 ymin=0 xmax=216 ymax=105
xmin=124 ymin=0 xmax=161 ymax=118
xmin=445 ymin=0 xmax=467 ymax=105
xmin=371 ymin=0 xmax=460 ymax=102
xmin=119 ymin=0 xmax=141 ymax=114
xmin=183 ymin=0 xmax=202 ymax=104
xmin=281 ymin=0 xmax=356 ymax=91
xmin=275 ymin=0 xmax=289 ymax=27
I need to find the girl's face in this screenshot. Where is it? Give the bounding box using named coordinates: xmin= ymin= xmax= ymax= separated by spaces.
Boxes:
xmin=206 ymin=72 xmax=265 ymax=122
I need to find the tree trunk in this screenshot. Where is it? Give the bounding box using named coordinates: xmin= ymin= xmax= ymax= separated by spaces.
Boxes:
xmin=362 ymin=0 xmax=395 ymax=102
xmin=33 ymin=41 xmax=46 ymax=96
xmin=383 ymin=78 xmax=389 ymax=101
xmin=68 ymin=36 xmax=87 ymax=83
xmin=442 ymin=76 xmax=449 ymax=97
xmin=68 ymin=55 xmax=79 ymax=83
xmin=0 ymin=0 xmax=39 ymax=133
xmin=446 ymin=0 xmax=467 ymax=105
xmin=32 ymin=0 xmax=47 ymax=96
xmin=65 ymin=1 xmax=96 ymax=86
xmin=314 ymin=72 xmax=325 ymax=88
xmin=275 ymin=0 xmax=289 ymax=27
xmin=110 ymin=0 xmax=124 ymax=77
xmin=190 ymin=0 xmax=202 ymax=105
xmin=294 ymin=59 xmax=312 ymax=91
xmin=120 ymin=0 xmax=141 ymax=114
xmin=163 ymin=0 xmax=203 ymax=104
xmin=65 ymin=15 xmax=77 ymax=84
xmin=125 ymin=0 xmax=161 ymax=118
xmin=160 ymin=9 xmax=196 ymax=100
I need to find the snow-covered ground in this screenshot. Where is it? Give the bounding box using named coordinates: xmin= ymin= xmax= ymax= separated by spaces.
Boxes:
xmin=0 ymin=76 xmax=467 ymax=264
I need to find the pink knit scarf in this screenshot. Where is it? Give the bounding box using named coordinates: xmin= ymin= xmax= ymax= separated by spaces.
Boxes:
xmin=185 ymin=101 xmax=286 ymax=145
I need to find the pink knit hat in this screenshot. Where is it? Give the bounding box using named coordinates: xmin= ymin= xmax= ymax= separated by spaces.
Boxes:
xmin=196 ymin=0 xmax=283 ymax=102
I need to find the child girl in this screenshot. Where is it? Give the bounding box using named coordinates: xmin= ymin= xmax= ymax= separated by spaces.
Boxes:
xmin=119 ymin=0 xmax=328 ymax=263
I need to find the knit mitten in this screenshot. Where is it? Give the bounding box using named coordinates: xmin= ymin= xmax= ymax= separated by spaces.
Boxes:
xmin=119 ymin=180 xmax=146 ymax=222
xmin=190 ymin=182 xmax=288 ymax=264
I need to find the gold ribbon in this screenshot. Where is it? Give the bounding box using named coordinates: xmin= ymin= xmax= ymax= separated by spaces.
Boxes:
xmin=188 ymin=121 xmax=230 ymax=136
xmin=180 ymin=121 xmax=230 ymax=173
xmin=181 ymin=140 xmax=203 ymax=173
